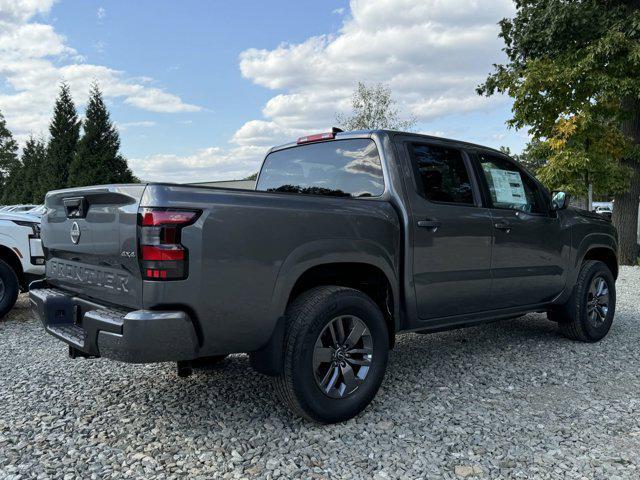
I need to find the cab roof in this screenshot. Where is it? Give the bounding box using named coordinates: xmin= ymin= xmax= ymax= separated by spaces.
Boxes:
xmin=268 ymin=129 xmax=506 ymax=157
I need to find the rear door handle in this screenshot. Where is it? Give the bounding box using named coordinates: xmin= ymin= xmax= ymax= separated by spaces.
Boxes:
xmin=417 ymin=219 xmax=442 ymax=230
xmin=494 ymin=222 xmax=512 ymax=233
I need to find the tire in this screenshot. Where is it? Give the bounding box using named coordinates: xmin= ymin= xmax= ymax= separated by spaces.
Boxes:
xmin=274 ymin=286 xmax=389 ymax=423
xmin=0 ymin=259 xmax=20 ymax=320
xmin=552 ymin=260 xmax=616 ymax=342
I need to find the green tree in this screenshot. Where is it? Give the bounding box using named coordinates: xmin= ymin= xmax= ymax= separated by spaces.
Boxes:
xmin=21 ymin=136 xmax=47 ymax=203
xmin=478 ymin=0 xmax=640 ymax=264
xmin=39 ymin=83 xmax=81 ymax=198
xmin=68 ymin=83 xmax=136 ymax=187
xmin=0 ymin=109 xmax=20 ymax=204
xmin=536 ymin=112 xmax=629 ymax=198
xmin=506 ymin=140 xmax=552 ymax=176
xmin=337 ymin=82 xmax=416 ymax=131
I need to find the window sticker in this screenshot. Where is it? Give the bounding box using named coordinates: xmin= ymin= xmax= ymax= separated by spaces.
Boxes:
xmin=489 ymin=169 xmax=527 ymax=205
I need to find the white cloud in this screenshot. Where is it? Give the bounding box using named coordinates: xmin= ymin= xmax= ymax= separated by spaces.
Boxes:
xmin=97 ymin=6 xmax=106 ymax=19
xmin=0 ymin=0 xmax=55 ymax=23
xmin=232 ymin=0 xmax=514 ymax=148
xmin=231 ymin=120 xmax=305 ymax=146
xmin=0 ymin=0 xmax=519 ymax=183
xmin=0 ymin=0 xmax=200 ymax=141
xmin=133 ymin=0 xmax=517 ymax=183
xmin=130 ymin=145 xmax=266 ymax=183
xmin=332 ymin=7 xmax=345 ymax=15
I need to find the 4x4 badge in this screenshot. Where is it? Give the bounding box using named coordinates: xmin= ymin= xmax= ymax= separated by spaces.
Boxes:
xmin=70 ymin=222 xmax=81 ymax=244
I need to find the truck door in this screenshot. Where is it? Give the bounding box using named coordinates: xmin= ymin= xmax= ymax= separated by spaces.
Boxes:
xmin=472 ymin=151 xmax=568 ymax=308
xmin=402 ymin=141 xmax=493 ymax=320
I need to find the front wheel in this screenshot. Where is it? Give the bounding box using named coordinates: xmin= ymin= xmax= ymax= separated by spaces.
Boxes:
xmin=0 ymin=259 xmax=19 ymax=319
xmin=552 ymin=260 xmax=616 ymax=342
xmin=274 ymin=286 xmax=389 ymax=423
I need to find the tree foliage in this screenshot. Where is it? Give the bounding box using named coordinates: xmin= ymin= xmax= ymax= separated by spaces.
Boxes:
xmin=501 ymin=140 xmax=552 ymax=176
xmin=68 ymin=84 xmax=136 ymax=187
xmin=39 ymin=83 xmax=81 ymax=198
xmin=536 ymin=112 xmax=629 ymax=196
xmin=2 ymin=136 xmax=46 ymax=204
xmin=0 ymin=83 xmax=138 ymax=206
xmin=0 ymin=109 xmax=19 ymax=201
xmin=479 ymin=0 xmax=640 ymax=264
xmin=337 ymin=82 xmax=416 ymax=131
xmin=21 ymin=137 xmax=48 ymax=203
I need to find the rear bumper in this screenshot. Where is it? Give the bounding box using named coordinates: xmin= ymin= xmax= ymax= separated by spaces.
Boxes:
xmin=29 ymin=280 xmax=199 ymax=363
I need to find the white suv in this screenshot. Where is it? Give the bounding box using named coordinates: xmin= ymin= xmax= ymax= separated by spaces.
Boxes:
xmin=0 ymin=212 xmax=45 ymax=318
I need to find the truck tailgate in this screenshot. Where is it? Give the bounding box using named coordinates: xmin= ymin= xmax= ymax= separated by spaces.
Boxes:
xmin=42 ymin=185 xmax=146 ymax=309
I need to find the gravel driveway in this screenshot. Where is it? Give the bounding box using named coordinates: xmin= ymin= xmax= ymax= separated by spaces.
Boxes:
xmin=1 ymin=267 xmax=639 ymax=479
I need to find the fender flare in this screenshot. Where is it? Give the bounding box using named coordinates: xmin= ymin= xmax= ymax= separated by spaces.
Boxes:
xmin=555 ymin=232 xmax=618 ymax=305
xmin=251 ymin=238 xmax=399 ymax=377
xmin=575 ymin=233 xmax=618 ymax=272
xmin=268 ymin=238 xmax=400 ymax=330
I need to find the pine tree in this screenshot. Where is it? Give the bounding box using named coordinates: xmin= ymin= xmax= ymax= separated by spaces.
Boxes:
xmin=0 ymin=109 xmax=19 ymax=204
xmin=68 ymin=83 xmax=136 ymax=187
xmin=39 ymin=83 xmax=81 ymax=197
xmin=21 ymin=136 xmax=47 ymax=203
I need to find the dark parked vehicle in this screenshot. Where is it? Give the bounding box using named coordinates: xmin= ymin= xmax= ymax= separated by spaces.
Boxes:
xmin=30 ymin=130 xmax=618 ymax=423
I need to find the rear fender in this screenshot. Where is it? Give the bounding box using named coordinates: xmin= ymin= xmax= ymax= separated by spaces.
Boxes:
xmin=270 ymin=238 xmax=399 ymax=328
xmin=251 ymin=239 xmax=399 ymax=377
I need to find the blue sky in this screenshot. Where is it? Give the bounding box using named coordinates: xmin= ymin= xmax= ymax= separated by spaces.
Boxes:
xmin=0 ymin=0 xmax=526 ymax=182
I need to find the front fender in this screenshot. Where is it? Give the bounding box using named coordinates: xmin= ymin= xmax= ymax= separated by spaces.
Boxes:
xmin=554 ymin=231 xmax=617 ymax=305
xmin=574 ymin=233 xmax=618 ymax=272
xmin=0 ymin=232 xmax=22 ymax=254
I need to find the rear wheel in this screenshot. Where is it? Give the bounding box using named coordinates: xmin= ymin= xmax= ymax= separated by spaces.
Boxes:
xmin=551 ymin=260 xmax=616 ymax=342
xmin=0 ymin=259 xmax=19 ymax=319
xmin=274 ymin=286 xmax=389 ymax=423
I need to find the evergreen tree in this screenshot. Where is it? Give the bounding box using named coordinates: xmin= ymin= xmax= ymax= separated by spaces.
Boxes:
xmin=2 ymin=161 xmax=25 ymax=205
xmin=21 ymin=136 xmax=47 ymax=203
xmin=68 ymin=83 xmax=136 ymax=187
xmin=39 ymin=83 xmax=81 ymax=197
xmin=0 ymin=109 xmax=19 ymax=204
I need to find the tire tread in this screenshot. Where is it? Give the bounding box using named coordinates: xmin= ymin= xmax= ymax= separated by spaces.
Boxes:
xmin=557 ymin=260 xmax=612 ymax=342
xmin=274 ymin=286 xmax=385 ymax=423
xmin=0 ymin=259 xmax=19 ymax=319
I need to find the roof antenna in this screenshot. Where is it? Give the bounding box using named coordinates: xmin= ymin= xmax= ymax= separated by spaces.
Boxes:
xmin=332 ymin=127 xmax=344 ymax=134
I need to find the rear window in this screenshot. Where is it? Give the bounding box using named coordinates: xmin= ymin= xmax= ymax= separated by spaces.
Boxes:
xmin=256 ymin=139 xmax=384 ymax=198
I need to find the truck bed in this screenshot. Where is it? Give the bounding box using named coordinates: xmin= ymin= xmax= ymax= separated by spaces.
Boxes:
xmin=39 ymin=183 xmax=400 ymax=357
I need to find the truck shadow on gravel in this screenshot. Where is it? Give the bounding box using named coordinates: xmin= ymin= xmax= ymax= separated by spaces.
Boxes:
xmin=139 ymin=312 xmax=625 ymax=428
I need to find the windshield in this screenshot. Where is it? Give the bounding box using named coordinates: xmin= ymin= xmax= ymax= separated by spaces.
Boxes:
xmin=256 ymin=139 xmax=384 ymax=198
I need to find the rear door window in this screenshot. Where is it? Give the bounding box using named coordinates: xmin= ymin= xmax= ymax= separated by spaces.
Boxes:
xmin=256 ymin=139 xmax=384 ymax=198
xmin=408 ymin=143 xmax=475 ymax=205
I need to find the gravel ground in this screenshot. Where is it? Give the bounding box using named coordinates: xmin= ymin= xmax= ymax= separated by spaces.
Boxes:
xmin=1 ymin=267 xmax=639 ymax=480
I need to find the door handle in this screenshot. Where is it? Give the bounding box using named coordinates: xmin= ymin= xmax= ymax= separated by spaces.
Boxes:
xmin=417 ymin=219 xmax=442 ymax=231
xmin=494 ymin=221 xmax=512 ymax=233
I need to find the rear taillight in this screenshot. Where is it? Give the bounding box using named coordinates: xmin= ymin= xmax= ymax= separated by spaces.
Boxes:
xmin=138 ymin=208 xmax=199 ymax=280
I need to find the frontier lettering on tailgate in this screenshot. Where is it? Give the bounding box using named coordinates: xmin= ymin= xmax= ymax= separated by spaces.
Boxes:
xmin=48 ymin=259 xmax=130 ymax=293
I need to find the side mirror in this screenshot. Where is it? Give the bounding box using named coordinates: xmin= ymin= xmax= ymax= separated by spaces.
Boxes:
xmin=551 ymin=191 xmax=569 ymax=211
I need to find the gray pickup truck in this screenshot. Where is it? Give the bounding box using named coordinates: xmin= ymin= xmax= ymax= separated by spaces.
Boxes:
xmin=30 ymin=129 xmax=618 ymax=423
